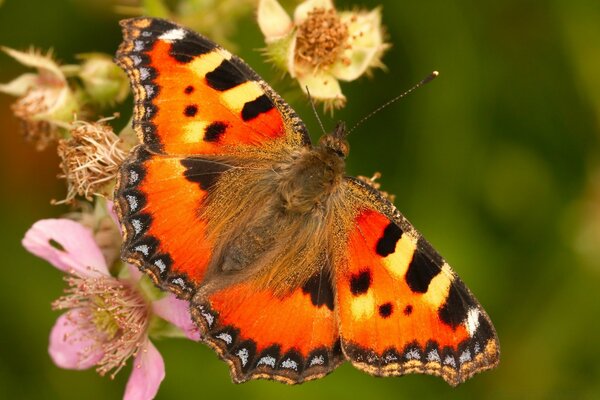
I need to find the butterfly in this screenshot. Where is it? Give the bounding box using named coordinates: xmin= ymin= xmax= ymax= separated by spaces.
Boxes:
xmin=114 ymin=17 xmax=499 ymax=386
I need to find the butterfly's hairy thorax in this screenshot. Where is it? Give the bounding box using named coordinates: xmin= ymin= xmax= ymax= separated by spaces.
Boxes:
xmin=199 ymin=137 xmax=348 ymax=295
xmin=275 ymin=144 xmax=345 ymax=214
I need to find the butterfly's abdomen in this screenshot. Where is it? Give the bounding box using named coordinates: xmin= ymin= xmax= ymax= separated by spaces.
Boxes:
xmin=275 ymin=147 xmax=345 ymax=214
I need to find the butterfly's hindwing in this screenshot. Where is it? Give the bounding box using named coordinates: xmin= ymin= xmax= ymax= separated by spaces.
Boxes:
xmin=335 ymin=178 xmax=500 ymax=386
xmin=190 ymin=271 xmax=343 ymax=384
xmin=116 ymin=146 xmax=235 ymax=297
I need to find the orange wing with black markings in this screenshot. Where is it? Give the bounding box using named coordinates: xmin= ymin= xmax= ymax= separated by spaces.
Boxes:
xmin=116 ymin=17 xmax=310 ymax=155
xmin=191 ymin=271 xmax=343 ymax=383
xmin=116 ymin=147 xmax=233 ymax=296
xmin=115 ymin=18 xmax=311 ymax=297
xmin=114 ymin=16 xmax=498 ymax=387
xmin=336 ymin=178 xmax=500 ymax=386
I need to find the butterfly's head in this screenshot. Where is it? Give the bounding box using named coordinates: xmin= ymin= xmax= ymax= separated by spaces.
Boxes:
xmin=318 ymin=121 xmax=349 ymax=158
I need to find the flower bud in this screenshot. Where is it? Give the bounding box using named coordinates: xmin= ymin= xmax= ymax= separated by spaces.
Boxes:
xmin=0 ymin=47 xmax=80 ymax=150
xmin=78 ymin=53 xmax=129 ymax=106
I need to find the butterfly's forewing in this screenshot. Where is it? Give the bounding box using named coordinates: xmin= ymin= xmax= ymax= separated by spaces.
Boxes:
xmin=116 ymin=18 xmax=309 ymax=155
xmin=335 ymin=178 xmax=499 ymax=386
xmin=114 ymin=18 xmax=310 ymax=296
xmin=191 ymin=271 xmax=343 ymax=383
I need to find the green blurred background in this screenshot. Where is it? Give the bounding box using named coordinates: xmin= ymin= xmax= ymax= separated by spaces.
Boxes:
xmin=1 ymin=0 xmax=600 ymax=399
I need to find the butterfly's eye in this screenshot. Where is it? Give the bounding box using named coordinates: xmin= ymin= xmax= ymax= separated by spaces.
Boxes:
xmin=335 ymin=141 xmax=349 ymax=158
xmin=319 ymin=135 xmax=349 ymax=158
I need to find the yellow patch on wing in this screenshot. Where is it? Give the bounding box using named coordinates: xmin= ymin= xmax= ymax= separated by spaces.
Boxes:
xmin=422 ymin=263 xmax=454 ymax=307
xmin=221 ymin=81 xmax=264 ymax=111
xmin=351 ymin=291 xmax=375 ymax=320
xmin=382 ymin=233 xmax=417 ymax=278
xmin=183 ymin=120 xmax=210 ymax=143
xmin=188 ymin=50 xmax=231 ymax=78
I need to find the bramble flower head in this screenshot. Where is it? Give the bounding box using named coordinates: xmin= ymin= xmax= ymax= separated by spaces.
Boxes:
xmin=258 ymin=0 xmax=389 ymax=110
xmin=22 ymin=215 xmax=199 ymax=400
xmin=78 ymin=53 xmax=130 ymax=106
xmin=56 ymin=120 xmax=129 ymax=204
xmin=0 ymin=47 xmax=80 ymax=150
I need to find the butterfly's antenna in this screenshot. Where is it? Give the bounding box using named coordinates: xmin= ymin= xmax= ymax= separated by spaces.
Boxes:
xmin=347 ymin=71 xmax=439 ymax=135
xmin=306 ymin=86 xmax=327 ymax=135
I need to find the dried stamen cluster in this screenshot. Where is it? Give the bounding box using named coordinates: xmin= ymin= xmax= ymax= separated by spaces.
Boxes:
xmin=295 ymin=8 xmax=349 ymax=68
xmin=57 ymin=121 xmax=128 ymax=203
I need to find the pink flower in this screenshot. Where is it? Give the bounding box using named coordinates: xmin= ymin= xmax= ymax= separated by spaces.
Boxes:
xmin=23 ymin=218 xmax=199 ymax=400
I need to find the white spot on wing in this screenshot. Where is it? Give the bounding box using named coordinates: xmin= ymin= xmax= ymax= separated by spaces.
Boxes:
xmin=384 ymin=353 xmax=398 ymax=363
xmin=126 ymin=195 xmax=138 ymax=211
xmin=198 ymin=306 xmax=214 ymax=327
xmin=309 ymin=355 xmax=325 ymax=366
xmin=131 ymin=55 xmax=142 ymax=66
xmin=144 ymin=84 xmax=155 ymax=97
xmin=154 ymin=259 xmax=166 ymax=273
xmin=131 ymin=219 xmax=143 ymax=234
xmin=281 ymin=358 xmax=298 ymax=371
xmin=237 ymin=348 xmax=249 ymax=366
xmin=466 ymin=308 xmax=481 ymax=336
xmin=139 ymin=67 xmax=150 ymax=81
xmin=257 ymin=355 xmax=276 ymax=367
xmin=134 ymin=40 xmax=145 ymax=52
xmin=427 ymin=349 xmax=440 ymax=362
xmin=134 ymin=244 xmax=149 ymax=256
xmin=129 ymin=169 xmax=139 ymax=184
xmin=216 ymin=333 xmax=232 ymax=345
xmin=281 ymin=358 xmax=298 ymax=370
xmin=159 ymin=28 xmax=186 ymax=42
xmin=404 ymin=348 xmax=420 ymax=360
xmin=459 ymin=349 xmax=472 ymax=364
xmin=171 ymin=277 xmax=186 ymax=288
xmin=443 ymin=355 xmax=456 ymax=367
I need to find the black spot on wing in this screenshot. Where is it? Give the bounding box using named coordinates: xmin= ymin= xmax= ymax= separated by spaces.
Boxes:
xmin=181 ymin=157 xmax=231 ymax=191
xmin=405 ymin=237 xmax=443 ymax=293
xmin=302 ymin=273 xmax=334 ymax=311
xmin=204 ymin=122 xmax=227 ymax=142
xmin=378 ymin=302 xmax=393 ymax=318
xmin=241 ymin=94 xmax=274 ymax=121
xmin=375 ymin=222 xmax=403 ymax=256
xmin=350 ymin=269 xmax=371 ymax=295
xmin=438 ymin=278 xmax=477 ymax=329
xmin=403 ymin=304 xmax=413 ymax=315
xmin=184 ymin=85 xmax=194 ymax=94
xmin=205 ymin=59 xmax=247 ymax=91
xmin=169 ymin=36 xmax=216 ymax=63
xmin=184 ymin=104 xmax=198 ymax=117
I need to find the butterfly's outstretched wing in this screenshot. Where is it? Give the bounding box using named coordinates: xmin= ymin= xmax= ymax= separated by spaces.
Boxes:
xmin=335 ymin=178 xmax=499 ymax=386
xmin=191 ymin=271 xmax=343 ymax=383
xmin=114 ymin=18 xmax=310 ymax=297
xmin=116 ymin=17 xmax=309 ymax=155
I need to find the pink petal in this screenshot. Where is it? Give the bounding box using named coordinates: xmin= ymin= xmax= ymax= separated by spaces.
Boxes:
xmin=49 ymin=311 xmax=103 ymax=370
xmin=124 ymin=339 xmax=165 ymax=400
xmin=106 ymin=200 xmax=120 ymax=228
xmin=127 ymin=263 xmax=143 ymax=282
xmin=22 ymin=219 xmax=108 ymax=277
xmin=152 ymin=295 xmax=200 ymax=341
